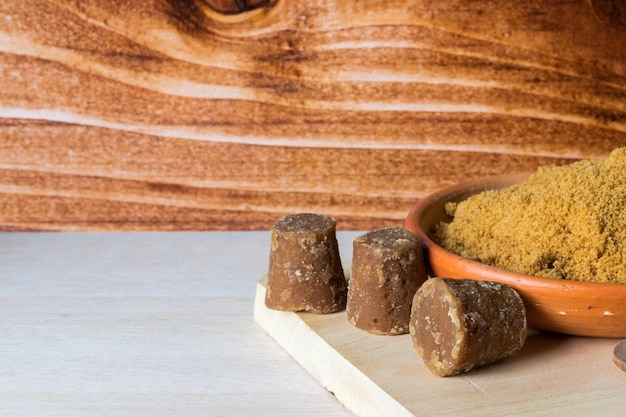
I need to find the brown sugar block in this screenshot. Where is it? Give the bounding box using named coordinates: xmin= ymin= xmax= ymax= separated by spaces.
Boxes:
xmin=346 ymin=227 xmax=427 ymax=335
xmin=410 ymin=277 xmax=527 ymax=377
xmin=265 ymin=213 xmax=347 ymax=313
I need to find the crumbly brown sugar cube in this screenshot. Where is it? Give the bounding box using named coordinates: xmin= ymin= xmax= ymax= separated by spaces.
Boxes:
xmin=410 ymin=277 xmax=527 ymax=376
xmin=265 ymin=213 xmax=347 ymax=313
xmin=346 ymin=227 xmax=426 ymax=335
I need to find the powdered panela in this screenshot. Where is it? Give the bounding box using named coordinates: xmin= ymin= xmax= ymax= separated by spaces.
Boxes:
xmin=434 ymin=148 xmax=626 ymax=283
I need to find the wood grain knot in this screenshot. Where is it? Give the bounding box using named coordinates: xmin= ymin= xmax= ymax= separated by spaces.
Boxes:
xmin=588 ymin=0 xmax=626 ymax=27
xmin=199 ymin=0 xmax=276 ymax=14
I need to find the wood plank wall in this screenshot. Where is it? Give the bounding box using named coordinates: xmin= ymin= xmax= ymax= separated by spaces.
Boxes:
xmin=1 ymin=0 xmax=625 ymax=231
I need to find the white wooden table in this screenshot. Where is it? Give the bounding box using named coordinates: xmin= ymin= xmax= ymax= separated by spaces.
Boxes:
xmin=0 ymin=232 xmax=360 ymax=417
xmin=3 ymin=232 xmax=626 ymax=416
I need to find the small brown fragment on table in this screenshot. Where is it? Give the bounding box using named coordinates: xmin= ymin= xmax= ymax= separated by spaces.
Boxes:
xmin=410 ymin=277 xmax=527 ymax=377
xmin=613 ymin=339 xmax=626 ymax=373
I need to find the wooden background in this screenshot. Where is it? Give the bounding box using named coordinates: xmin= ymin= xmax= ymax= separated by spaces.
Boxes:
xmin=1 ymin=0 xmax=625 ymax=231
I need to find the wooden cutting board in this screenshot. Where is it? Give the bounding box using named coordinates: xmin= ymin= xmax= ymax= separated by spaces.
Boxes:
xmin=254 ymin=275 xmax=626 ymax=416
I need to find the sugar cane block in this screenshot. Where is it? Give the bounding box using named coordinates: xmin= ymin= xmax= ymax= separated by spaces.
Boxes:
xmin=265 ymin=213 xmax=347 ymax=313
xmin=347 ymin=227 xmax=426 ymax=335
xmin=410 ymin=277 xmax=527 ymax=376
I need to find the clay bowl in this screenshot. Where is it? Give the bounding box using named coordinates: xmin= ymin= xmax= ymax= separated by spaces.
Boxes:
xmin=405 ymin=172 xmax=626 ymax=338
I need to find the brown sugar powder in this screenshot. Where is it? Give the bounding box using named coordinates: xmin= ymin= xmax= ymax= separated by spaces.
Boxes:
xmin=434 ymin=148 xmax=626 ymax=283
